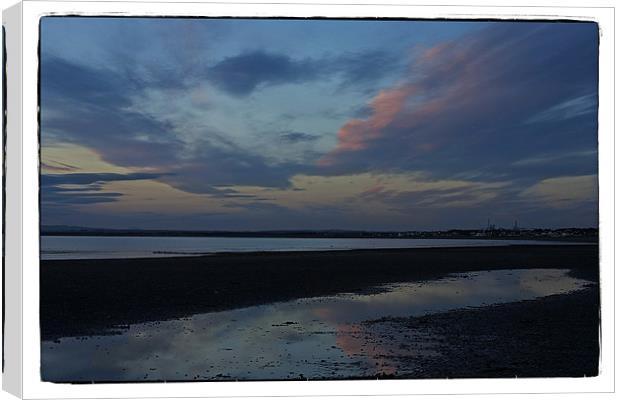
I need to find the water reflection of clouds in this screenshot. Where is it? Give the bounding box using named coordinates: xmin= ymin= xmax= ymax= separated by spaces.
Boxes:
xmin=333 ymin=321 xmax=444 ymax=377
xmin=518 ymin=269 xmax=588 ymax=295
xmin=42 ymin=268 xmax=591 ymax=382
xmin=307 ymin=269 xmax=584 ymax=324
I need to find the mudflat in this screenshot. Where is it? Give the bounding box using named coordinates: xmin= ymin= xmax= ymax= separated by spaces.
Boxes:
xmin=362 ymin=286 xmax=599 ymax=379
xmin=40 ymin=244 xmax=598 ymax=342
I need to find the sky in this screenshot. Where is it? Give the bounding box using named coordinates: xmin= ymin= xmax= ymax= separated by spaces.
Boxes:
xmin=40 ymin=18 xmax=599 ymax=231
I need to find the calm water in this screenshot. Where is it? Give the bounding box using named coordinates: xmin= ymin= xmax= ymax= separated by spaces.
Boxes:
xmin=41 ymin=268 xmax=592 ymax=382
xmin=41 ymin=236 xmax=577 ymax=260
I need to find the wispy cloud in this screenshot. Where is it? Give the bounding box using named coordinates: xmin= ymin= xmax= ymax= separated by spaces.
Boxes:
xmin=41 ymin=172 xmax=165 ymax=205
xmin=41 ymin=160 xmax=79 ymax=172
xmin=520 ymin=175 xmax=598 ymax=209
xmin=511 ymin=150 xmax=597 ymax=167
xmin=317 ymin=23 xmax=598 ymax=184
xmin=524 ymin=94 xmax=598 ymax=124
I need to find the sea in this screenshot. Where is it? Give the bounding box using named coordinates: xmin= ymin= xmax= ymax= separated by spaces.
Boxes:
xmin=40 ymin=235 xmax=579 ymax=260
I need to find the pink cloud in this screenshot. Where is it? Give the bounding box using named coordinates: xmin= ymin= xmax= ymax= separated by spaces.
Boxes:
xmin=317 ymin=38 xmax=485 ymax=169
xmin=318 ymin=84 xmax=417 ymax=166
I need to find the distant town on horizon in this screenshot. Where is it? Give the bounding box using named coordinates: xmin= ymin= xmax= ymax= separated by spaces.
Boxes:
xmin=40 ymin=224 xmax=598 ymax=241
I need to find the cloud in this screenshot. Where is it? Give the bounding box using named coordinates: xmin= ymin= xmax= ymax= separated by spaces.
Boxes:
xmin=317 ymin=22 xmax=599 ymax=183
xmin=41 ymin=172 xmax=165 ymax=206
xmin=41 ymin=56 xmax=133 ymax=110
xmin=511 ymin=150 xmax=597 ymax=167
xmin=330 ymin=50 xmax=402 ymax=89
xmin=41 ymin=17 xmax=214 ymax=93
xmin=524 ymin=94 xmax=598 ymax=124
xmin=42 ymin=172 xmax=163 ymax=187
xmin=319 ymin=83 xmax=417 ymax=160
xmin=207 ymin=51 xmax=319 ymax=96
xmin=206 ymin=49 xmax=402 ymax=96
xmin=520 ymin=175 xmax=598 ymax=208
xmin=41 ymin=160 xmax=79 ymax=172
xmin=43 ymin=191 xmax=124 ymax=205
xmin=155 ymin=141 xmax=305 ymax=194
xmin=280 ymin=131 xmax=319 ymax=143
xmin=41 ymin=54 xmax=304 ymax=196
xmin=40 ymin=20 xmax=599 ymax=229
xmin=41 ymin=56 xmax=186 ymax=168
xmin=359 ymin=179 xmax=510 ymax=210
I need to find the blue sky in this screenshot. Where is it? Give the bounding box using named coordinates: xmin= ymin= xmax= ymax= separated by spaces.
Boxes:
xmin=40 ymin=18 xmax=599 ymax=230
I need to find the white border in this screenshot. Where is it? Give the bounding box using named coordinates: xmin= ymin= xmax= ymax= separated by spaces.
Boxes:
xmin=2 ymin=2 xmax=23 ymax=398
xmin=9 ymin=1 xmax=617 ymax=398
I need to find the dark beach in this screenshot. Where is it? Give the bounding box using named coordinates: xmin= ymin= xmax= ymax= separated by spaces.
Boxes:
xmin=362 ymin=286 xmax=599 ymax=378
xmin=41 ymin=244 xmax=600 ymax=379
xmin=41 ymin=244 xmax=598 ymax=333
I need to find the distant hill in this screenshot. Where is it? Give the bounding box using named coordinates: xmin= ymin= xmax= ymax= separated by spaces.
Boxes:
xmin=41 ymin=225 xmax=106 ymax=233
xmin=40 ymin=225 xmax=598 ymax=241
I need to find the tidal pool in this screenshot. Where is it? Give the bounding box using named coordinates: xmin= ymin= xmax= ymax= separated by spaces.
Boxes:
xmin=41 ymin=268 xmax=592 ymax=382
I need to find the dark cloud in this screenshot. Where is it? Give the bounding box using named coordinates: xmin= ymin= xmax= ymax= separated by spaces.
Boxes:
xmin=41 ymin=56 xmax=186 ymax=168
xmin=41 ymin=56 xmax=133 ymax=109
xmin=42 ymin=172 xmax=164 ymax=187
xmin=207 ymin=51 xmax=319 ymax=96
xmin=43 ymin=191 xmax=124 ymax=205
xmin=206 ymin=49 xmax=402 ymax=96
xmin=280 ymin=131 xmax=319 ymax=143
xmin=161 ymin=146 xmax=303 ymax=194
xmin=41 ymin=172 xmax=165 ymax=206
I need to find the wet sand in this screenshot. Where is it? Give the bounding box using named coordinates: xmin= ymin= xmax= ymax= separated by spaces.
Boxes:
xmin=363 ymin=286 xmax=599 ymax=378
xmin=41 ymin=244 xmax=599 ymax=341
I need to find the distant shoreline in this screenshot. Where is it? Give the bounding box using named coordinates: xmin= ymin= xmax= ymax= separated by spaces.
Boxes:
xmin=40 ymin=232 xmax=598 ymax=243
xmin=40 ymin=225 xmax=598 ymax=239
